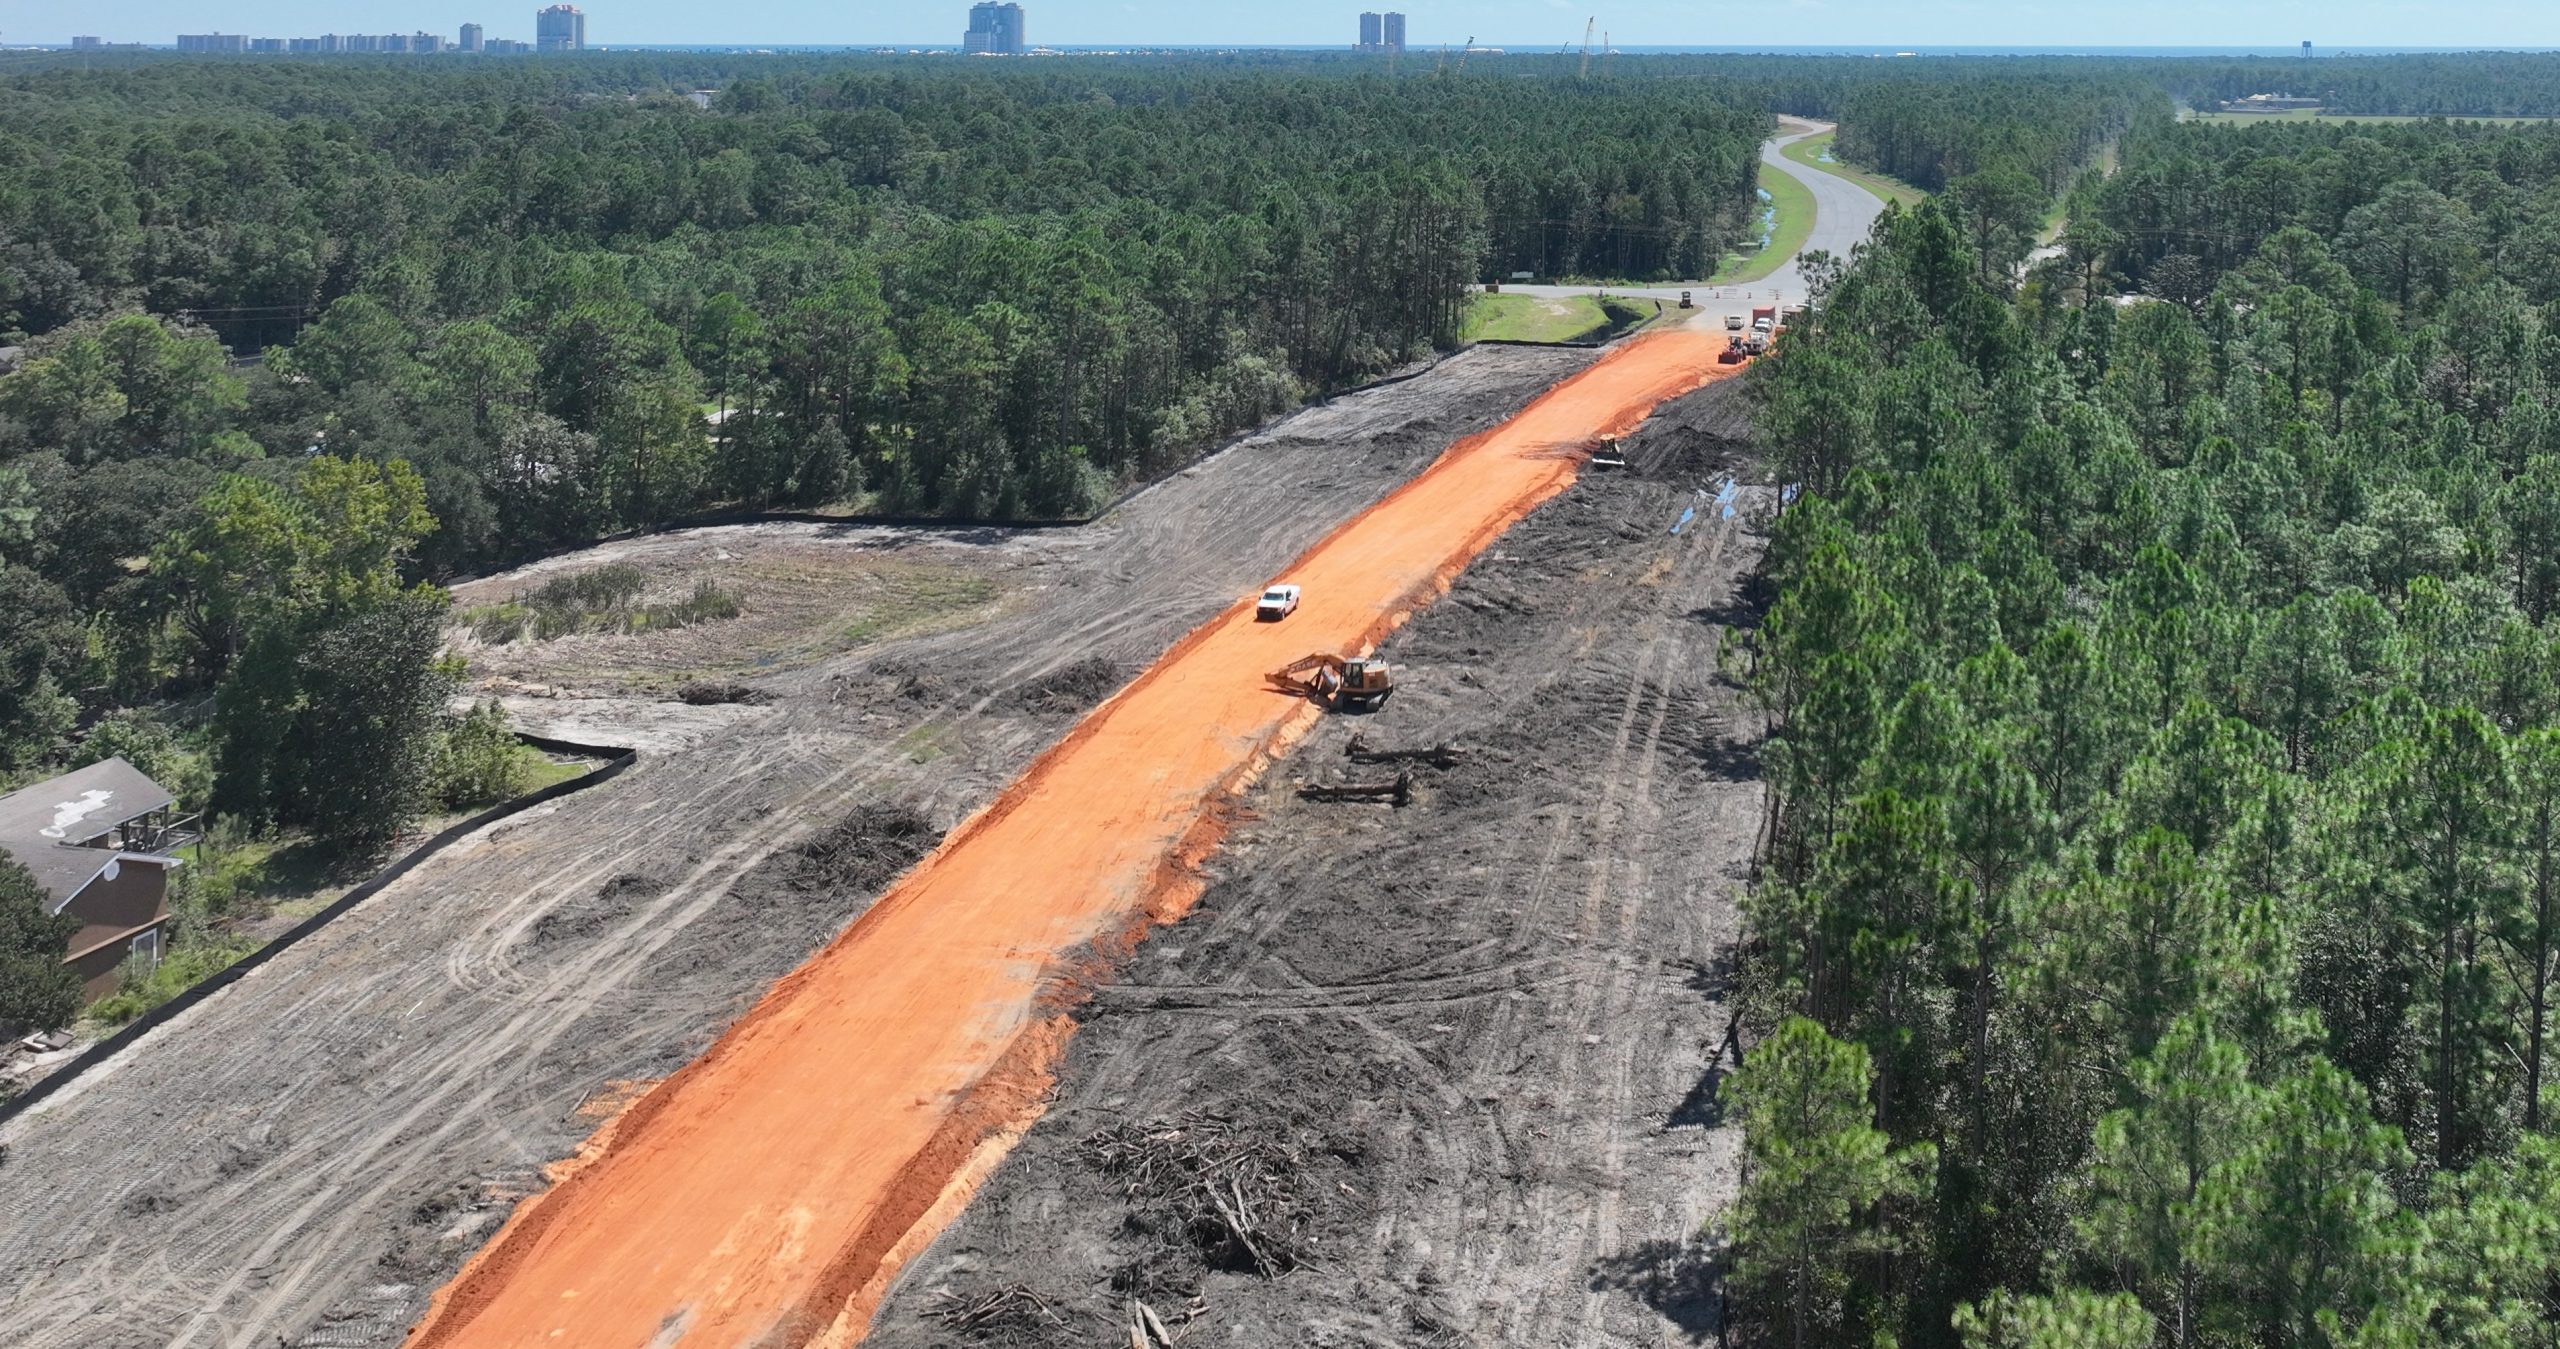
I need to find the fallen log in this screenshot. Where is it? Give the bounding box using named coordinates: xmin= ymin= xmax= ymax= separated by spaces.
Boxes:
xmin=1343 ymin=735 xmax=1467 ymax=768
xmin=1297 ymin=770 xmax=1413 ymax=807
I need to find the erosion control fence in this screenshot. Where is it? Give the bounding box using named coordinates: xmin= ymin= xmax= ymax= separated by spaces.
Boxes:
xmin=0 ymin=734 xmax=638 ymax=1126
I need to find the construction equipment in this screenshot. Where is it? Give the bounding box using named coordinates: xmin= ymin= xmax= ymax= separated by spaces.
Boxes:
xmin=1718 ymin=334 xmax=1748 ymax=365
xmin=1270 ymin=653 xmax=1396 ymax=711
xmin=1579 ymin=17 xmax=1595 ymax=79
xmin=1679 ymin=290 xmax=1695 ymax=309
xmin=1589 ymin=435 xmax=1628 ymax=470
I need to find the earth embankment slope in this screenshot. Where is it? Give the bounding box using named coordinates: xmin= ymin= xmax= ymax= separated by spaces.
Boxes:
xmin=0 ymin=346 xmax=1593 ymax=1349
xmin=405 ymin=328 xmax=1739 ymax=1349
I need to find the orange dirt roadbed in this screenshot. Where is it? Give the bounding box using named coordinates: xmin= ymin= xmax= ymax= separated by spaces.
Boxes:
xmin=406 ymin=328 xmax=1743 ymax=1349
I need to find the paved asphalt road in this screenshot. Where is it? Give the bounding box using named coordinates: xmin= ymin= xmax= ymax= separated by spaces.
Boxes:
xmin=1497 ymin=118 xmax=1892 ymax=320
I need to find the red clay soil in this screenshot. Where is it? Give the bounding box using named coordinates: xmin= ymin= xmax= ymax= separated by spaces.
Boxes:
xmin=403 ymin=327 xmax=1741 ymax=1349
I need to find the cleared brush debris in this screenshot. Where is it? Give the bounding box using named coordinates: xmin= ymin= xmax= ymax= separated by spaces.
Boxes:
xmin=925 ymin=1284 xmax=1073 ymax=1345
xmin=1080 ymin=1111 xmax=1322 ymax=1292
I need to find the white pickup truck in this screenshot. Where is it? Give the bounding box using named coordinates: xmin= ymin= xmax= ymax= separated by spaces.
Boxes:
xmin=1256 ymin=584 xmax=1302 ymax=621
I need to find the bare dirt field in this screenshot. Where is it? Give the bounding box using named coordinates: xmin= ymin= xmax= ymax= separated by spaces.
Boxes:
xmin=401 ymin=329 xmax=1743 ymax=1349
xmin=861 ymin=375 xmax=1768 ymax=1349
xmin=0 ymin=344 xmax=1598 ymax=1349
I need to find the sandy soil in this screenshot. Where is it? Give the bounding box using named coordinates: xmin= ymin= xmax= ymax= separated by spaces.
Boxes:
xmin=404 ymin=329 xmax=1743 ymax=1349
xmin=860 ymin=376 xmax=1770 ymax=1349
xmin=0 ymin=345 xmax=1596 ymax=1349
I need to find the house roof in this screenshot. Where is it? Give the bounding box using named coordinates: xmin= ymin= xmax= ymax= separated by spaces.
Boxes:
xmin=0 ymin=758 xmax=178 ymax=907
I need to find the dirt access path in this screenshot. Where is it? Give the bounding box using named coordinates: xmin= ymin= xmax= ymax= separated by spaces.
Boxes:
xmin=0 ymin=346 xmax=1596 ymax=1349
xmin=406 ymin=328 xmax=1741 ymax=1348
xmin=869 ymin=374 xmax=1768 ymax=1347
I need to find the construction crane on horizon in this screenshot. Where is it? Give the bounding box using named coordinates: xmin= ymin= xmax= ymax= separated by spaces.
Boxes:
xmin=1579 ymin=17 xmax=1595 ymax=79
xmin=1456 ymin=35 xmax=1475 ymax=73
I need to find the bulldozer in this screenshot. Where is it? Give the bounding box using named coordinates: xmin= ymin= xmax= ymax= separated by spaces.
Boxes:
xmin=1270 ymin=653 xmax=1396 ymax=711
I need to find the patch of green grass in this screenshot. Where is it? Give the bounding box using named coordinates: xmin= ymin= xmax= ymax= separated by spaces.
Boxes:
xmin=464 ymin=563 xmax=745 ymax=644
xmin=843 ymin=571 xmax=1001 ymax=646
xmin=1780 ymin=131 xmax=1927 ymax=208
xmin=1462 ymin=292 xmax=1618 ymax=343
xmin=86 ymin=936 xmax=260 ymax=1028
xmin=1710 ymin=161 xmax=1819 ymax=285
xmin=898 ymin=722 xmax=955 ymax=764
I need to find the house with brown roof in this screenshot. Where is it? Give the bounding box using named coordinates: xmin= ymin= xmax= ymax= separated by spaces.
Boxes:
xmin=0 ymin=758 xmax=198 ymax=1003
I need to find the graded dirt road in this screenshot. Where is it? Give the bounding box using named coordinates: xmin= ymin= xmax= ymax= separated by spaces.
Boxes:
xmin=869 ymin=373 xmax=1768 ymax=1347
xmin=0 ymin=345 xmax=1598 ymax=1349
xmin=407 ymin=328 xmax=1741 ymax=1349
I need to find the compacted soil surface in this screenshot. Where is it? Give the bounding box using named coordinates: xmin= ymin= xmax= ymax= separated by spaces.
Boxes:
xmin=405 ymin=329 xmax=1745 ymax=1349
xmin=0 ymin=344 xmax=1603 ymax=1349
xmin=862 ymin=373 xmax=1769 ymax=1349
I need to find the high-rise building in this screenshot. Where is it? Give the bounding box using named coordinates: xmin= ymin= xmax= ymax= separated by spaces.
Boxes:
xmin=1382 ymin=12 xmax=1406 ymax=52
xmin=71 ymin=35 xmax=103 ymax=48
xmin=460 ymin=23 xmax=485 ymax=51
xmin=963 ymin=2 xmax=1027 ymax=54
xmin=536 ymin=4 xmax=586 ymax=51
xmin=1358 ymin=12 xmax=1382 ymax=49
xmin=177 ymin=33 xmax=250 ymax=52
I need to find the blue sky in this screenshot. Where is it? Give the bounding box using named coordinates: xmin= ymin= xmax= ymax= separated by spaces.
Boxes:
xmin=14 ymin=1 xmax=2560 ymax=49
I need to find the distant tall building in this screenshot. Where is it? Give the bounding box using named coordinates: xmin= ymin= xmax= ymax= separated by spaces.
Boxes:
xmin=2302 ymin=40 xmax=2315 ymax=58
xmin=536 ymin=4 xmax=586 ymax=51
xmin=460 ymin=22 xmax=485 ymax=51
xmin=1382 ymin=12 xmax=1406 ymax=52
xmin=963 ymin=2 xmax=1027 ymax=54
xmin=177 ymin=33 xmax=250 ymax=52
xmin=1358 ymin=12 xmax=1382 ymax=49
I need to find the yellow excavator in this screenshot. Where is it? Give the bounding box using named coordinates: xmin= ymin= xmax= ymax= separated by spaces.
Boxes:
xmin=1270 ymin=653 xmax=1396 ymax=711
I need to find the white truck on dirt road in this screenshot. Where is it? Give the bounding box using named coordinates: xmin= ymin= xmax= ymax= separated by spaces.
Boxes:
xmin=1256 ymin=584 xmax=1302 ymax=621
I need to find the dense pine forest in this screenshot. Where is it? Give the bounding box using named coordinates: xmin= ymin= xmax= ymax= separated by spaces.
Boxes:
xmin=1740 ymin=94 xmax=2560 ymax=1346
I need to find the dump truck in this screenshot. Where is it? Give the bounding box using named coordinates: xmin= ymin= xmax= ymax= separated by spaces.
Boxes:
xmin=1271 ymin=653 xmax=1396 ymax=711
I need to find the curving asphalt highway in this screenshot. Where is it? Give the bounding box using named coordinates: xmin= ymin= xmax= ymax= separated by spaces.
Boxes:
xmin=1499 ymin=117 xmax=1894 ymax=320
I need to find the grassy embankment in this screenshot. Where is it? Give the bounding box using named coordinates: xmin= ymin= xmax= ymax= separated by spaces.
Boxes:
xmin=1461 ymin=292 xmax=1655 ymax=344
xmin=1780 ymin=130 xmax=1927 ymax=208
xmin=1709 ymin=160 xmax=1820 ymax=285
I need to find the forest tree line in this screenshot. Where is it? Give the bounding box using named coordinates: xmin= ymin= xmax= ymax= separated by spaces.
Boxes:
xmin=0 ymin=52 xmax=1783 ymax=966
xmin=1737 ymin=99 xmax=2560 ymax=1346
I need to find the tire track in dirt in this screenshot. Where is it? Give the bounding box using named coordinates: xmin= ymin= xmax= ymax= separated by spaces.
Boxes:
xmin=402 ymin=331 xmax=1740 ymax=1349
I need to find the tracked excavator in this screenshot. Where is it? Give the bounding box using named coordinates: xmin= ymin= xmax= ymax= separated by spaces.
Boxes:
xmin=1270 ymin=653 xmax=1396 ymax=711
